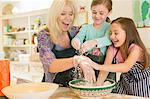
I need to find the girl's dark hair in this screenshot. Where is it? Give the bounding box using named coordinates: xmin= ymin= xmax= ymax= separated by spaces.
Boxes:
xmin=91 ymin=0 xmax=112 ymax=11
xmin=91 ymin=0 xmax=112 ymax=23
xmin=111 ymin=17 xmax=150 ymax=69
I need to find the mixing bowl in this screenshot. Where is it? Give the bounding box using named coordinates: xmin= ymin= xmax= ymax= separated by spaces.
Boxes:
xmin=2 ymin=82 xmax=59 ymax=99
xmin=69 ymin=79 xmax=115 ymax=98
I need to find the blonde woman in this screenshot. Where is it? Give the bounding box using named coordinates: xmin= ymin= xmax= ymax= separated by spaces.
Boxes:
xmin=37 ymin=0 xmax=95 ymax=87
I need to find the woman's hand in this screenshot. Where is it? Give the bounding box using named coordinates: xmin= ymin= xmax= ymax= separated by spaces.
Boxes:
xmin=74 ymin=55 xmax=96 ymax=83
xmin=71 ymin=38 xmax=81 ymax=50
xmin=80 ymin=39 xmax=97 ymax=54
xmin=80 ymin=62 xmax=96 ymax=83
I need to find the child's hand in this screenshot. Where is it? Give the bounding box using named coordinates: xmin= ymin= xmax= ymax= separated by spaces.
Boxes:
xmin=71 ymin=38 xmax=81 ymax=50
xmin=80 ymin=39 xmax=97 ymax=54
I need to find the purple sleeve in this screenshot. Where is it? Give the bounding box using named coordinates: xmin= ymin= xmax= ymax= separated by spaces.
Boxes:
xmin=37 ymin=30 xmax=56 ymax=73
xmin=69 ymin=26 xmax=80 ymax=38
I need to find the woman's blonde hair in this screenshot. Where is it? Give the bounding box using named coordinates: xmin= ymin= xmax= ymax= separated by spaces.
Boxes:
xmin=47 ymin=0 xmax=76 ymax=44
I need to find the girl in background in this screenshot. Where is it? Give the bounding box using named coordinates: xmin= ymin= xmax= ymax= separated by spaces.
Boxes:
xmin=72 ymin=0 xmax=114 ymax=82
xmin=72 ymin=0 xmax=112 ymax=64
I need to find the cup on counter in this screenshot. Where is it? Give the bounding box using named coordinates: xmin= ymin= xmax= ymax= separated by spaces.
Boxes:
xmin=0 ymin=60 xmax=10 ymax=96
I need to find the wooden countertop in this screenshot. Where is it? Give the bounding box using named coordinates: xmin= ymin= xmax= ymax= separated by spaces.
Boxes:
xmin=50 ymin=87 xmax=148 ymax=99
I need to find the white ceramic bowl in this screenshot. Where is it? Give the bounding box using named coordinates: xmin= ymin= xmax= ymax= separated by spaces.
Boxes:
xmin=2 ymin=82 xmax=59 ymax=99
xmin=69 ymin=79 xmax=115 ymax=98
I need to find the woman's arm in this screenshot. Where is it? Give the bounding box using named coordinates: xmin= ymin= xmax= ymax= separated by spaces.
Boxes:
xmin=49 ymin=58 xmax=74 ymax=73
xmin=37 ymin=30 xmax=74 ymax=73
xmin=37 ymin=30 xmax=56 ymax=73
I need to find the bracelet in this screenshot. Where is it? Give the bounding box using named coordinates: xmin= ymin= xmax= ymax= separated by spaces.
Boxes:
xmin=73 ymin=55 xmax=78 ymax=67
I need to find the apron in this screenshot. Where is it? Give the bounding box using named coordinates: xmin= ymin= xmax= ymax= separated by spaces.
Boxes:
xmin=107 ymin=49 xmax=119 ymax=81
xmin=112 ymin=53 xmax=150 ymax=97
xmin=52 ymin=33 xmax=76 ymax=87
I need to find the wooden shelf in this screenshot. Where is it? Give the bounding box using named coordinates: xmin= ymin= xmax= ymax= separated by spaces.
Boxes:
xmin=137 ymin=26 xmax=150 ymax=29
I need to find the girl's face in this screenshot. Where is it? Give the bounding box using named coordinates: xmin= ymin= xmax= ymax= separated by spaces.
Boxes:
xmin=110 ymin=23 xmax=126 ymax=47
xmin=91 ymin=4 xmax=111 ymax=27
xmin=58 ymin=5 xmax=74 ymax=32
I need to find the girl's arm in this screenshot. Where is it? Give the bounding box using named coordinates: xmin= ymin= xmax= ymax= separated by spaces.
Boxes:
xmin=91 ymin=46 xmax=142 ymax=72
xmin=74 ymin=25 xmax=87 ymax=44
xmin=71 ymin=25 xmax=87 ymax=53
xmin=80 ymin=25 xmax=111 ymax=54
xmin=71 ymin=38 xmax=81 ymax=50
xmin=96 ymin=29 xmax=112 ymax=48
xmin=96 ymin=47 xmax=113 ymax=85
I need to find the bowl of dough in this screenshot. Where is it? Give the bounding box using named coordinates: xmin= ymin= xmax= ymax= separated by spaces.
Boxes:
xmin=69 ymin=79 xmax=115 ymax=98
xmin=2 ymin=82 xmax=59 ymax=99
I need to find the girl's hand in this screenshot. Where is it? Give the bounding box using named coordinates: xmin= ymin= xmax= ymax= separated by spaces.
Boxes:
xmin=80 ymin=39 xmax=97 ymax=54
xmin=71 ymin=38 xmax=81 ymax=50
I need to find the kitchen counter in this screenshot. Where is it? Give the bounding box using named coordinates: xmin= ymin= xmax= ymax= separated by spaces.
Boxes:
xmin=50 ymin=87 xmax=148 ymax=99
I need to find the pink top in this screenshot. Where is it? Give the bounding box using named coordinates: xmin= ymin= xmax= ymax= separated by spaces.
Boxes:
xmin=108 ymin=44 xmax=144 ymax=63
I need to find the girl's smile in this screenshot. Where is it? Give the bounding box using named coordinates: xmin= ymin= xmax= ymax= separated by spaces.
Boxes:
xmin=110 ymin=23 xmax=126 ymax=47
xmin=91 ymin=4 xmax=110 ymax=28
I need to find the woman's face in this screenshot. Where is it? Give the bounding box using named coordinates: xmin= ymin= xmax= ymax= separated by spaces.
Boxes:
xmin=110 ymin=23 xmax=126 ymax=47
xmin=58 ymin=5 xmax=74 ymax=32
xmin=91 ymin=4 xmax=110 ymax=26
